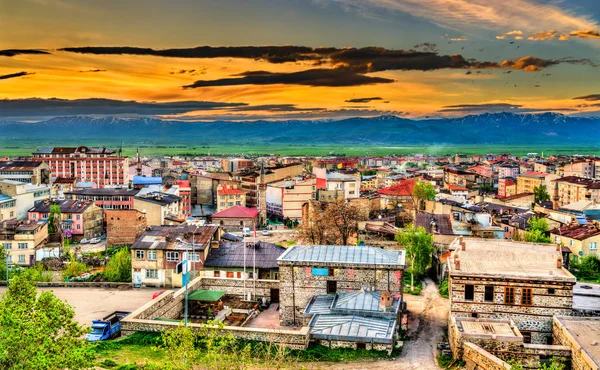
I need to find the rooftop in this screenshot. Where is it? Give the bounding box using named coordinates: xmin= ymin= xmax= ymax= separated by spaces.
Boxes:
xmin=217 ymin=185 xmax=246 ymax=195
xmin=551 ymin=223 xmax=600 ymax=241
xmin=453 ymin=317 xmax=521 ymax=339
xmin=67 ymin=188 xmax=139 ymax=196
xmin=204 ymin=241 xmax=286 ymax=269
xmin=308 ymin=314 xmax=396 ymax=344
xmin=519 ymin=171 xmax=549 ymax=178
xmin=135 ymin=192 xmax=181 ymax=205
xmin=29 ymin=199 xmax=95 ymax=214
xmin=554 ymin=317 xmax=600 ymax=367
xmin=131 ymin=225 xmax=219 ymax=251
xmin=377 ymin=179 xmax=416 ymax=197
xmin=0 ymin=160 xmax=46 ymax=171
xmin=415 ymin=213 xmax=454 ymax=235
xmin=278 ymin=245 xmax=406 ymax=267
xmin=448 ymin=237 xmax=575 ymax=282
xmin=211 ymin=206 xmax=258 ymax=219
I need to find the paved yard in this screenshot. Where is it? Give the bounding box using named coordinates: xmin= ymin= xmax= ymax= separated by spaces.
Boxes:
xmin=0 ymin=286 xmax=166 ymax=325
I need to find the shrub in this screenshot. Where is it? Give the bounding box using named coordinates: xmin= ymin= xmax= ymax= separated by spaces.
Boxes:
xmin=99 ymin=359 xmax=118 ymax=368
xmin=63 ymin=257 xmax=88 ymax=279
xmin=104 ymin=247 xmax=132 ymax=282
xmin=439 ymin=277 xmax=449 ymax=299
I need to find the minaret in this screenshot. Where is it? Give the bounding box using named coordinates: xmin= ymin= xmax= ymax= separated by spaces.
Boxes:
xmin=552 ymin=180 xmax=559 ymax=210
xmin=257 ymin=162 xmax=267 ymax=226
xmin=136 ymin=147 xmax=142 ymax=176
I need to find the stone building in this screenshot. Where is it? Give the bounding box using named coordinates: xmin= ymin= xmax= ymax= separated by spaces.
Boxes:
xmin=106 ymin=209 xmax=147 ymax=247
xmin=277 ymin=244 xmax=406 ymax=326
xmin=448 ymin=237 xmax=577 ymax=344
xmin=553 ymin=316 xmax=600 ymax=370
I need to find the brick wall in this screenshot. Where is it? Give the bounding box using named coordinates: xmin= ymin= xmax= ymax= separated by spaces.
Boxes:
xmin=106 ymin=209 xmax=147 ymax=247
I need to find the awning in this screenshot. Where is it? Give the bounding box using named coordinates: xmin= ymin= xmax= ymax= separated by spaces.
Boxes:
xmin=187 ymin=290 xmax=225 ymax=302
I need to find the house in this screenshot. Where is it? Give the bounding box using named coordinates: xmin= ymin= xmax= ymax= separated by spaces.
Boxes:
xmin=321 ymin=171 xmax=361 ymax=200
xmin=448 ymin=237 xmax=576 ymax=344
xmin=448 ymin=184 xmax=468 ymax=200
xmin=0 ymin=219 xmax=48 ymax=266
xmin=174 ymin=180 xmax=192 ymax=217
xmin=497 ymin=165 xmax=520 ymax=179
xmin=32 ymin=146 xmax=129 ymax=186
xmin=0 ymin=194 xmax=16 ymax=222
xmin=0 ymin=180 xmax=51 ymax=219
xmin=444 ymin=168 xmax=477 ymax=189
xmin=203 ymin=241 xmax=285 ymax=280
xmin=216 ymin=184 xmax=246 ymax=213
xmin=210 ymin=206 xmax=259 ymax=232
xmin=553 ymin=317 xmax=600 ymax=370
xmin=377 ymin=179 xmax=417 ymax=209
xmin=277 ymin=244 xmax=406 ymax=353
xmin=553 ymin=176 xmax=600 ymax=208
xmin=550 ymin=223 xmax=600 ymax=258
xmin=28 ymin=199 xmax=103 ymax=239
xmin=133 ymin=192 xmax=183 ymax=226
xmin=0 ymin=160 xmax=51 ymax=185
xmin=105 ymin=209 xmax=147 ymax=247
xmin=51 ymin=177 xmax=77 ymax=198
xmin=516 ymin=171 xmax=557 ymax=194
xmin=266 ymin=178 xmax=316 ymax=221
xmin=65 ymin=188 xmax=139 ymax=210
xmin=563 ymin=160 xmax=595 ymax=179
xmin=130 ymin=224 xmax=220 ymax=287
xmin=498 ymin=177 xmax=516 ymax=198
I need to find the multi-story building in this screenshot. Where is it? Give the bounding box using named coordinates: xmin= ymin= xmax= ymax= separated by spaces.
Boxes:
xmin=0 ymin=194 xmax=16 ymax=222
xmin=498 ymin=177 xmax=516 ymax=198
xmin=32 ymin=146 xmax=129 ymax=187
xmin=221 ymin=158 xmax=254 ymax=172
xmin=550 ymin=223 xmax=600 ymax=258
xmin=447 ymin=237 xmax=576 ymax=344
xmin=175 ymin=180 xmax=191 ymax=217
xmin=105 ymin=209 xmax=147 ymax=247
xmin=497 ymin=165 xmax=520 ymax=179
xmin=238 ymin=163 xmax=304 ymax=208
xmin=133 ymin=192 xmax=182 ymax=226
xmin=553 ymin=176 xmax=600 ymax=207
xmin=216 ymin=184 xmax=246 ymax=213
xmin=28 ymin=199 xmax=103 ymax=238
xmin=516 ymin=171 xmax=556 ymax=194
xmin=130 ymin=224 xmax=220 ymax=287
xmin=313 ymin=168 xmax=360 ymax=200
xmin=444 ymin=168 xmax=478 ymax=189
xmin=563 ymin=160 xmax=595 ymax=178
xmin=0 ymin=160 xmax=51 ymax=185
xmin=266 ymin=178 xmax=316 ymax=220
xmin=65 ymin=188 xmax=139 ymax=210
xmin=0 ymin=219 xmax=48 ymax=266
xmin=0 ymin=180 xmax=51 ymax=219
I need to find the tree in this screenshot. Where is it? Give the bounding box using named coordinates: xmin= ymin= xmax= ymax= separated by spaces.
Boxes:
xmin=523 ymin=216 xmax=551 ymax=243
xmin=395 ymin=224 xmax=435 ymax=291
xmin=47 ymin=204 xmax=61 ymax=234
xmin=0 ymin=275 xmax=94 ymax=369
xmin=104 ymin=247 xmax=132 ymax=282
xmin=323 ymin=200 xmax=369 ymax=245
xmin=533 ymin=184 xmax=551 ymax=204
xmin=412 ymin=180 xmax=436 ymax=209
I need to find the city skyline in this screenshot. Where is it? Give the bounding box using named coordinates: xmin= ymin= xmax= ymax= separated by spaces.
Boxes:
xmin=2 ymin=0 xmax=600 ymax=121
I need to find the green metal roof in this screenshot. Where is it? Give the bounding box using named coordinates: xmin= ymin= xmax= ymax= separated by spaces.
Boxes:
xmin=187 ymin=290 xmax=225 ymax=302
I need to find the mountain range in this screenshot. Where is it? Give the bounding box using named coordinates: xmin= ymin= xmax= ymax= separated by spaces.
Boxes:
xmin=0 ymin=112 xmax=598 ymax=147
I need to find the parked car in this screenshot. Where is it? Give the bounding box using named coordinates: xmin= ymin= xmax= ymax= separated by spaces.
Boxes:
xmin=152 ymin=290 xmax=166 ymax=299
xmin=262 ymin=229 xmax=269 ymax=236
xmin=90 ymin=237 xmax=101 ymax=244
xmin=242 ymin=227 xmax=251 ymax=237
xmin=80 ymin=238 xmax=90 ymax=244
xmin=86 ymin=311 xmax=130 ymax=342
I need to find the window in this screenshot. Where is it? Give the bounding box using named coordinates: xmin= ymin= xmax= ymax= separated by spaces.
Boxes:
xmin=484 ymin=286 xmax=494 ymax=302
xmin=356 ymin=343 xmax=366 ymax=350
xmin=590 ymin=242 xmax=598 ymax=250
xmin=237 ymin=271 xmax=242 ymax=279
xmin=18 ymin=243 xmax=28 ymax=249
xmin=521 ymin=288 xmax=532 ymax=305
xmin=504 ymin=226 xmax=509 ymax=232
xmin=3 ymin=243 xmax=12 ymax=249
xmin=471 ymin=313 xmax=479 ymax=318
xmin=166 ymin=251 xmax=179 ymax=262
xmin=328 ymin=268 xmax=335 ymax=277
xmin=548 ymin=288 xmax=555 ymax=295
xmin=188 ymin=252 xmax=200 ymax=262
xmin=570 ymin=240 xmax=574 ymax=246
xmin=555 ymin=236 xmax=560 ymax=243
xmin=214 ymin=271 xmax=220 ymax=278
xmin=6 ymin=255 xmax=11 ymax=263
xmin=145 ymin=269 xmax=158 ymax=279
xmin=76 ymin=215 xmax=81 ymax=220
xmin=226 ymin=271 xmax=234 ymax=278
xmin=505 ymin=287 xmax=515 ymax=304
xmin=135 ymin=250 xmax=145 ymax=260
xmin=522 ymin=331 xmax=532 ymax=344
xmin=464 ymin=284 xmax=474 ymax=301
xmin=18 ymin=255 xmax=25 ymax=263
xmin=147 ymin=250 xmax=157 ymax=261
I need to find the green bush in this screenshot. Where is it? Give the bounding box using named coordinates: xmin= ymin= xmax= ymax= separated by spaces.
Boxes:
xmin=63 ymin=257 xmax=88 ymax=279
xmin=570 ymin=255 xmax=600 ymax=282
xmin=437 ymin=353 xmax=454 ymax=368
xmin=104 ymin=247 xmax=132 ymax=282
xmin=292 ymin=343 xmax=388 ymax=362
xmin=403 ymin=274 xmax=423 ymax=295
xmin=439 ymin=277 xmax=449 ymax=299
xmin=99 ymin=358 xmax=118 ymax=368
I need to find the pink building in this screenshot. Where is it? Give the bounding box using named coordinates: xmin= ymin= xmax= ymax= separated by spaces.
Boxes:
xmin=467 ymin=165 xmax=493 ymax=178
xmin=497 ymin=165 xmax=520 ymax=179
xmin=28 ymin=199 xmax=104 ymax=238
xmin=175 ymin=180 xmax=192 ymax=217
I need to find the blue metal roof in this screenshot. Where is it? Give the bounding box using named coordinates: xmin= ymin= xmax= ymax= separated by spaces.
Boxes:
xmin=0 ymin=194 xmax=14 ymax=202
xmin=278 ymin=245 xmax=405 ymax=266
xmin=133 ymin=176 xmax=163 ymax=185
xmin=308 ymin=314 xmax=396 ymax=344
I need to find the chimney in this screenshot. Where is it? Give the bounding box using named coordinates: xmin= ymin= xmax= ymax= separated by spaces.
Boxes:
xmin=379 ymin=291 xmax=393 ymax=312
xmin=454 ymin=257 xmax=461 ymax=270
xmin=460 ymin=238 xmax=466 ymax=251
xmin=557 ymin=258 xmax=563 ymax=269
xmin=556 ymin=244 xmax=560 ymax=252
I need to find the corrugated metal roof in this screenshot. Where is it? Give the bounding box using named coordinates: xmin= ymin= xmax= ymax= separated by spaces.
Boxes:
xmin=309 ymin=314 xmax=396 ymax=343
xmin=278 ymin=245 xmax=405 ymax=267
xmin=204 ymin=241 xmax=286 ymax=269
xmin=304 ymin=295 xmax=334 ymax=315
xmin=333 ymin=291 xmax=394 ymax=312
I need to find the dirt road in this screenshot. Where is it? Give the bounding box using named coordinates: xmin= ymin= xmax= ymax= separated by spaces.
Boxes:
xmin=323 ymin=278 xmax=449 ymax=370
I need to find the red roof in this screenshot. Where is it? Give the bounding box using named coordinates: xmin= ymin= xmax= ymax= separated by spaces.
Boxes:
xmin=316 ymin=178 xmax=327 ymax=190
xmin=377 ymin=179 xmax=416 ymax=197
xmin=448 ymin=184 xmax=468 ymax=191
xmin=218 ymin=185 xmax=246 ymax=195
xmin=521 ymin=171 xmax=549 ymax=177
xmin=212 ymin=206 xmax=258 ymax=219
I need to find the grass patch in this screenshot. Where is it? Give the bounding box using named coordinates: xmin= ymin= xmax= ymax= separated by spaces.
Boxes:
xmin=439 ymin=277 xmax=449 ymax=299
xmin=294 ymin=343 xmax=389 ymax=362
xmin=404 ymin=274 xmax=423 ymax=295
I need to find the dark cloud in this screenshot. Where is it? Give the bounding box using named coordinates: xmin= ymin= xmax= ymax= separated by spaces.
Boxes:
xmin=570 ymin=30 xmax=600 ymax=39
xmin=573 ymin=94 xmax=600 ymax=101
xmin=438 ymin=103 xmax=576 ymax=114
xmin=59 ymin=45 xmax=337 ymax=64
xmin=0 ymin=71 xmax=35 ymax=80
xmin=169 ymin=67 xmax=207 ymax=76
xmin=0 ymin=98 xmax=247 ymax=119
xmin=170 ymin=108 xmax=405 ymax=122
xmin=345 ymin=97 xmax=383 ymax=103
xmin=228 ymin=104 xmax=324 ymax=112
xmin=0 ymin=49 xmax=50 ymax=57
xmin=79 ymin=69 xmax=106 ymax=73
xmin=183 ymin=68 xmax=394 ymax=88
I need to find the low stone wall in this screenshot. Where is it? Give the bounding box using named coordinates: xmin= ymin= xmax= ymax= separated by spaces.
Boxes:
xmin=198 ymin=277 xmax=279 ymax=301
xmin=0 ymin=281 xmax=132 ymax=288
xmin=553 ymin=316 xmax=600 ymax=370
xmin=317 ymin=339 xmax=391 ymax=353
xmin=463 ymin=342 xmax=511 ymax=370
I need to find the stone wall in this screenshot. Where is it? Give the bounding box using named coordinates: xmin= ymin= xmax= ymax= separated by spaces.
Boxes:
xmin=317 ymin=339 xmax=392 ymax=353
xmin=450 ymin=275 xmax=574 ymax=344
xmin=553 ymin=317 xmax=600 ymax=370
xmin=463 ymin=342 xmax=512 ymax=370
xmin=279 ymin=265 xmax=403 ymax=326
xmin=198 ymin=277 xmax=279 ymax=301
